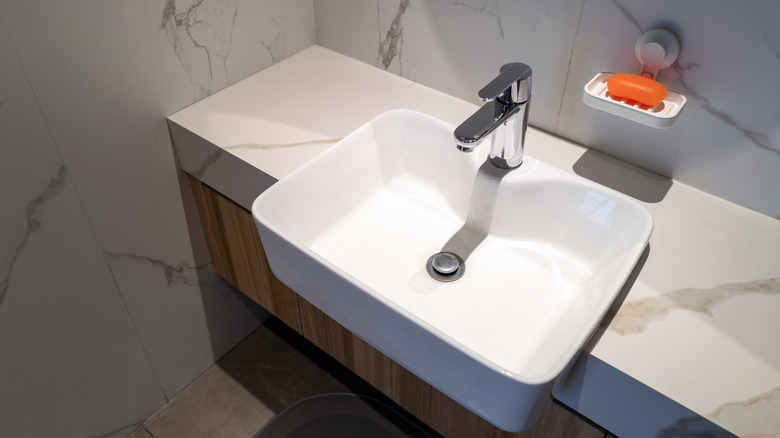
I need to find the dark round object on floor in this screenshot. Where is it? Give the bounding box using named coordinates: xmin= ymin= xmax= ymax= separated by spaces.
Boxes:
xmin=255 ymin=393 xmax=433 ymax=438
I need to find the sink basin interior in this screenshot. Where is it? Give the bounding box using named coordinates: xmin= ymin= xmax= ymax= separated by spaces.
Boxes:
xmin=253 ymin=109 xmax=652 ymax=431
xmin=305 ymin=171 xmax=642 ymax=378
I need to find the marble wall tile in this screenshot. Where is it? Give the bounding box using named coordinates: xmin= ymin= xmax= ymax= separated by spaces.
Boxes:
xmin=104 ymin=254 xmax=263 ymax=395
xmin=555 ymin=0 xmax=780 ymax=219
xmin=0 ymin=23 xmax=166 ymax=437
xmin=0 ymin=0 xmax=314 ymax=435
xmin=314 ymin=0 xmax=780 ymax=218
xmin=0 ymin=0 xmax=314 ymax=397
xmin=0 ymin=0 xmax=314 ymax=262
xmin=315 ymin=0 xmax=585 ymax=132
xmin=161 ymin=0 xmax=315 ymax=101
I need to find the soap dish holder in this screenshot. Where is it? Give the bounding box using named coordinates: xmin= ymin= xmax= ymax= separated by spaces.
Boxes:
xmin=582 ymin=28 xmax=687 ymax=129
xmin=583 ymin=72 xmax=686 ymax=129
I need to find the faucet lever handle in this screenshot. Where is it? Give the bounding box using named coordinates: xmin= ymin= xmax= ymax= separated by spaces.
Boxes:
xmin=478 ymin=62 xmax=532 ymax=103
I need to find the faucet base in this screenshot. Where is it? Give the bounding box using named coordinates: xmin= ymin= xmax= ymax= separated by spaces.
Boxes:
xmin=489 ymin=155 xmax=522 ymax=169
xmin=453 ymin=62 xmax=532 ymax=170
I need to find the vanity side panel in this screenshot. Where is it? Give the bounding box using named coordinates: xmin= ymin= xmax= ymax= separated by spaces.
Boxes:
xmin=189 ymin=175 xmax=237 ymax=286
xmin=189 ymin=177 xmax=302 ymax=333
xmin=297 ymin=295 xmax=356 ymax=369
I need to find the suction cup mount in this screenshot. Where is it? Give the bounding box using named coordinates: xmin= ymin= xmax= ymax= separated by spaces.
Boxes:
xmin=635 ymin=28 xmax=681 ymax=79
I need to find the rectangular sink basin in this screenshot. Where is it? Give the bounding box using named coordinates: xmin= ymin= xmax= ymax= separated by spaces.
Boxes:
xmin=252 ymin=109 xmax=652 ymax=431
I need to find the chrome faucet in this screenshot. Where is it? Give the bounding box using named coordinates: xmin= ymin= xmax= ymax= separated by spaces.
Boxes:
xmin=454 ymin=63 xmax=532 ymax=169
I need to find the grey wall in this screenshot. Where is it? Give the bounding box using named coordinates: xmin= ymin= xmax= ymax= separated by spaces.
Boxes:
xmin=0 ymin=1 xmax=313 ymax=437
xmin=315 ymin=0 xmax=780 ymax=219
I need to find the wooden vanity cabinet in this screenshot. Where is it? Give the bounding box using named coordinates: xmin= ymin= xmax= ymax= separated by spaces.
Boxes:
xmin=188 ymin=175 xmax=604 ymax=438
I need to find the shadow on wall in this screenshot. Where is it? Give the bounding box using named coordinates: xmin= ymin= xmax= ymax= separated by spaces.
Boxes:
xmin=572 ymin=149 xmax=672 ymax=203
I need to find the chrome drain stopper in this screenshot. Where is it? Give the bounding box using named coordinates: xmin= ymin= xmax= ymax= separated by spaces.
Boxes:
xmin=426 ymin=252 xmax=465 ymax=282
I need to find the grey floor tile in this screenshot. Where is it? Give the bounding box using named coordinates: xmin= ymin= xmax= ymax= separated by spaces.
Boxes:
xmin=143 ymin=319 xmax=355 ymax=438
xmin=125 ymin=426 xmax=153 ymax=438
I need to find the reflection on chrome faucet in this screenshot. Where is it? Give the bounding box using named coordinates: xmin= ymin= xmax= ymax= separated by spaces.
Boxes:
xmin=454 ymin=62 xmax=532 ymax=169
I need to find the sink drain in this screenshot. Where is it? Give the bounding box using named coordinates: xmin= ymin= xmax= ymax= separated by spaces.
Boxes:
xmin=426 ymin=252 xmax=465 ymax=282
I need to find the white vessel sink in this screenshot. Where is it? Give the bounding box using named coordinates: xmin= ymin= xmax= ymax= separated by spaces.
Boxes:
xmin=252 ymin=109 xmax=652 ymax=431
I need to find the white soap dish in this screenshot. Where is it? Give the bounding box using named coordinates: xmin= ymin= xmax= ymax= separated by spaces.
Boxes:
xmin=583 ymin=28 xmax=687 ymax=128
xmin=583 ymin=72 xmax=686 ymax=129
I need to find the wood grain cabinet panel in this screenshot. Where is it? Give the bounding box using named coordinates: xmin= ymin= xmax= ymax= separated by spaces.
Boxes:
xmin=189 ymin=175 xmax=236 ymax=286
xmin=189 ymin=176 xmax=302 ymax=333
xmin=188 ymin=175 xmax=605 ymax=438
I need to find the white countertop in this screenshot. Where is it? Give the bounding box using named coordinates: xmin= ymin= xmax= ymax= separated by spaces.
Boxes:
xmin=168 ymin=45 xmax=780 ymax=437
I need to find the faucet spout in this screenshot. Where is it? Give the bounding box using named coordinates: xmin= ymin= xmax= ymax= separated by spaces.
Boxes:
xmin=454 ymin=63 xmax=532 ymax=169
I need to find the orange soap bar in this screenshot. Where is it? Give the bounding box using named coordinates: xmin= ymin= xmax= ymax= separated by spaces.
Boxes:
xmin=607 ymin=73 xmax=667 ymax=107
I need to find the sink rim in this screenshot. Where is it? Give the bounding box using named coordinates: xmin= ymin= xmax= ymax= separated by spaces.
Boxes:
xmin=255 ymin=164 xmax=653 ymax=384
xmin=253 ymin=109 xmax=654 ymax=383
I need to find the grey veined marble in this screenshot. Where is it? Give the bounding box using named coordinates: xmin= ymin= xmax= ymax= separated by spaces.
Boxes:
xmin=161 ymin=0 xmax=239 ymax=100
